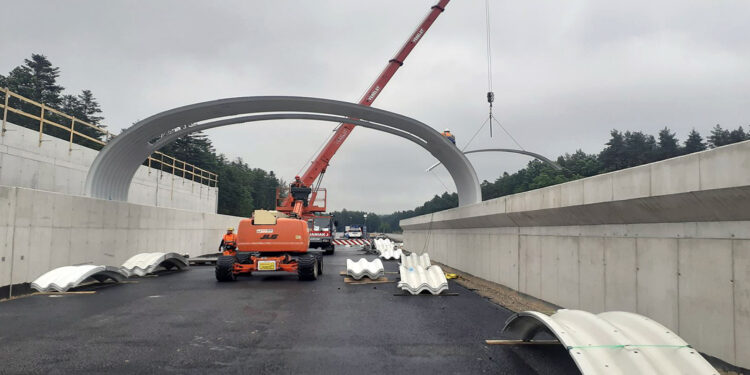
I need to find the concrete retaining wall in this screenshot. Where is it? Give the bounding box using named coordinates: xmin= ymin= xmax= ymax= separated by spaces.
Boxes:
xmin=401 ymin=140 xmax=750 ymax=369
xmin=0 ymin=121 xmax=218 ymax=213
xmin=0 ymin=185 xmax=241 ymax=296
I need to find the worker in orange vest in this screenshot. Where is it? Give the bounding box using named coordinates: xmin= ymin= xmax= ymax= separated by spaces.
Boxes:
xmin=442 ymin=128 xmax=456 ymax=145
xmin=220 ymin=227 xmax=238 ymax=254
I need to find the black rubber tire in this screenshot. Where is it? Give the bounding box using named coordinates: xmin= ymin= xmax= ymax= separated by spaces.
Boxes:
xmin=297 ymin=255 xmax=318 ymax=281
xmin=215 ymin=255 xmax=237 ymax=282
xmin=323 ymin=243 xmax=335 ymax=255
xmin=235 ymin=252 xmax=252 ymax=264
xmin=313 ymin=253 xmax=323 ymax=275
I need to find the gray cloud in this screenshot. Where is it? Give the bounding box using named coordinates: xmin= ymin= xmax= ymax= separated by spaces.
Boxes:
xmin=2 ymin=0 xmax=748 ymax=213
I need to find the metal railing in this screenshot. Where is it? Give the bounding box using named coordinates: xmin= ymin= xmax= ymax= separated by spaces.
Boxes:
xmin=0 ymin=87 xmax=218 ymax=187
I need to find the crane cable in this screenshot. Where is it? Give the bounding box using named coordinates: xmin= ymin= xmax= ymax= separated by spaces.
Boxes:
xmin=480 ymin=0 xmax=526 ymax=151
xmin=485 ymin=0 xmax=494 ymax=138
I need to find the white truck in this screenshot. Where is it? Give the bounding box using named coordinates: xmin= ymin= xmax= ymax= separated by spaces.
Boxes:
xmin=344 ymin=225 xmax=363 ymax=239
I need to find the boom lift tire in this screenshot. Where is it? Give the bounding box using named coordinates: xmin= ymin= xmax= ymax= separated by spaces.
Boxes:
xmin=215 ymin=255 xmax=237 ymax=282
xmin=235 ymin=252 xmax=252 ymax=264
xmin=297 ymin=255 xmax=318 ymax=281
xmin=313 ymin=253 xmax=323 ymax=275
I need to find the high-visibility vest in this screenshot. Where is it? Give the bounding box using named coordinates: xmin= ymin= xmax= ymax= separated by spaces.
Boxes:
xmin=223 ymin=233 xmax=237 ymax=244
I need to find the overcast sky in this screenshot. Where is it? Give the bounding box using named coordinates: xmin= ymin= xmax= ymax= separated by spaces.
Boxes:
xmin=2 ymin=1 xmax=749 ymax=213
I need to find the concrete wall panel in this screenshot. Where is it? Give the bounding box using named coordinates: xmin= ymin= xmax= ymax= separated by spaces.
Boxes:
xmin=650 ymin=153 xmax=700 ymax=196
xmin=700 ymin=141 xmax=750 ymax=191
xmin=612 ymin=165 xmax=650 ymax=201
xmin=578 ymin=237 xmax=605 ymax=313
xmin=518 ymin=235 xmax=541 ymax=297
xmin=583 ymin=173 xmax=613 ymax=204
xmin=636 ymin=238 xmax=679 ymax=331
xmin=734 ymin=240 xmax=750 ymax=369
xmin=678 ymin=238 xmax=734 ymax=365
xmin=604 ymin=237 xmax=637 ymax=312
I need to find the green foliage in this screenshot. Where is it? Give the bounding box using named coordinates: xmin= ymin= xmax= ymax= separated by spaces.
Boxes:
xmin=158 ymin=133 xmax=282 ymax=217
xmin=683 ymin=129 xmax=707 ymax=153
xmin=1 ymin=54 xmax=106 ymax=147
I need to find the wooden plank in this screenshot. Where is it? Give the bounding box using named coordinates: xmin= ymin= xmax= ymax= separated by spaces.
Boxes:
xmin=35 ymin=291 xmax=97 ymax=296
xmin=340 ymin=270 xmax=398 ymax=275
xmin=484 ymin=340 xmax=560 ymax=346
xmin=343 ymin=277 xmax=391 ymax=284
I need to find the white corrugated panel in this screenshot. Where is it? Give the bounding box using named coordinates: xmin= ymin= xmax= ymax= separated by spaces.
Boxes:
xmin=31 ymin=265 xmax=126 ymax=292
xmin=401 ymin=253 xmax=431 ymax=268
xmin=380 ymin=248 xmax=403 ymax=260
xmin=120 ymin=252 xmax=189 ymax=277
xmin=502 ymin=309 xmax=718 ymax=375
xmin=397 ymin=265 xmax=448 ymax=295
xmin=346 ymin=258 xmax=384 ymax=280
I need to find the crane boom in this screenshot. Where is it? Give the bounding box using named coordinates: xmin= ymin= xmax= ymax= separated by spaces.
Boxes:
xmin=278 ymin=0 xmax=450 ymax=213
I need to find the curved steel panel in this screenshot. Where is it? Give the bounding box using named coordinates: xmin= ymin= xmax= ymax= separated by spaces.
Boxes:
xmin=502 ymin=309 xmax=718 ymax=374
xmin=85 ymin=96 xmax=481 ymax=206
xmin=30 ymin=265 xmax=126 ymax=292
xmin=427 ymin=148 xmax=561 ymax=171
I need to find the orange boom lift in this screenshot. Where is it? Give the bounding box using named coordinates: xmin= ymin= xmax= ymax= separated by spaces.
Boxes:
xmin=216 ymin=0 xmax=450 ymax=281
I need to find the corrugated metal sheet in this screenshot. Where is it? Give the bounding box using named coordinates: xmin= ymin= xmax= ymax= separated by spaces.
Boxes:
xmin=397 ymin=265 xmax=448 ymax=295
xmin=502 ymin=309 xmax=719 ymax=375
xmin=401 ymin=253 xmax=431 ymax=268
xmin=346 ymin=258 xmax=384 ymax=280
xmin=120 ymin=252 xmax=189 ymax=277
xmin=31 ymin=265 xmax=126 ymax=292
xmin=380 ymin=248 xmax=403 ymax=260
xmin=374 ymin=238 xmax=393 ymax=253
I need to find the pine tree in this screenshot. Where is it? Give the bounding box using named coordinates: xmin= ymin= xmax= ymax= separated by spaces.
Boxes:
xmin=683 ymin=129 xmax=707 ymax=154
xmin=656 ymin=127 xmax=680 ymax=160
xmin=599 ymin=130 xmax=627 ymax=171
xmin=708 ymin=124 xmax=731 ymax=148
xmin=23 ymin=54 xmax=64 ymax=107
xmin=729 ymin=126 xmax=748 ymax=144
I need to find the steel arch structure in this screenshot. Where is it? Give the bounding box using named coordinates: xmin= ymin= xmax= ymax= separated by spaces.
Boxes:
xmin=85 ymin=96 xmax=482 ymax=206
xmin=426 ymin=148 xmax=561 ymax=172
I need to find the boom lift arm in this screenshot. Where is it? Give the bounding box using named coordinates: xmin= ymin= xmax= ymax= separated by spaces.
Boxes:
xmin=278 ymin=0 xmax=451 ymax=214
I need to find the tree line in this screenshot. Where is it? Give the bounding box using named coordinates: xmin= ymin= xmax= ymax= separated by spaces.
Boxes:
xmin=332 ymin=124 xmax=749 ymax=233
xmin=1 ymin=53 xmax=283 ymax=216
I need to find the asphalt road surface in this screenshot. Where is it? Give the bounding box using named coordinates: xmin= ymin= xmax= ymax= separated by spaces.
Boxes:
xmin=0 ymin=246 xmax=580 ymax=374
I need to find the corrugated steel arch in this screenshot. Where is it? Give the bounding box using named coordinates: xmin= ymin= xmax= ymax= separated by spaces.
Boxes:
xmin=502 ymin=309 xmax=718 ymax=374
xmin=84 ymin=97 xmax=481 ymax=206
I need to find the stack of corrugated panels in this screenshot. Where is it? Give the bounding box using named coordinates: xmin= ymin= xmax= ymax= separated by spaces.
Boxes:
xmin=346 ymin=258 xmax=384 ymax=280
xmin=397 ymin=264 xmax=448 ymax=295
xmin=401 ymin=253 xmax=430 ymax=268
xmin=120 ymin=252 xmax=189 ymax=277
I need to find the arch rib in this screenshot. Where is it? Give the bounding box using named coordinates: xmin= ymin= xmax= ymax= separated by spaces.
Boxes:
xmin=85 ymin=96 xmax=481 ymax=206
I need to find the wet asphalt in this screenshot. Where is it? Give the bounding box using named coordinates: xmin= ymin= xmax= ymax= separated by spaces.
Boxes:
xmin=0 ymin=246 xmax=579 ymax=374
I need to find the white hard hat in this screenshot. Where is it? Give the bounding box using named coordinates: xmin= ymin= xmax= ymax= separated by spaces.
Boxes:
xmin=444 ymin=128 xmax=450 ymax=132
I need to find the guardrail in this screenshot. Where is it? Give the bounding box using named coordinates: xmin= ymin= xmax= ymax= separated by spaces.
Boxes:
xmin=0 ymin=87 xmax=217 ymax=187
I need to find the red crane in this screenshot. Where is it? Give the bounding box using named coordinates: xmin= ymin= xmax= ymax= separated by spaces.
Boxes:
xmin=277 ymin=0 xmax=451 ymax=215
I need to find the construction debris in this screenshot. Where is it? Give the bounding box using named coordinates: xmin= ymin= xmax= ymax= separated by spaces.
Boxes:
xmin=346 ymin=258 xmax=385 ymax=280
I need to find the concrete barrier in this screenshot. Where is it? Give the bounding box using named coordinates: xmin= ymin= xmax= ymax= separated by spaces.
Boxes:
xmin=401 ymin=140 xmax=750 ymax=369
xmin=0 ymin=185 xmax=241 ymax=297
xmin=0 ymin=121 xmax=218 ymax=213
